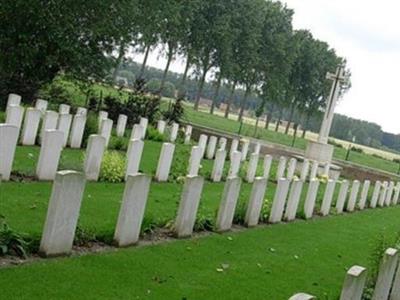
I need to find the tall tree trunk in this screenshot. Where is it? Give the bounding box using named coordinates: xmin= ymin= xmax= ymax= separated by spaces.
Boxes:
xmin=265 ymin=103 xmax=275 ymax=129
xmin=210 ymin=73 xmax=222 ymax=114
xmin=180 ymin=54 xmax=191 ymax=88
xmin=138 ymin=44 xmax=151 ymax=79
xmin=302 ymin=114 xmax=310 ymax=138
xmin=254 ymin=117 xmax=260 ymax=137
xmin=275 ymin=108 xmax=283 ymax=132
xmin=285 ymin=103 xmax=295 ymax=134
xmin=238 ymin=86 xmax=250 ymax=121
xmin=112 ymin=41 xmax=126 ymax=83
xmin=194 ymin=65 xmax=208 ymax=111
xmin=224 ymin=81 xmax=237 ymax=118
xmin=159 ymin=48 xmax=174 ymax=96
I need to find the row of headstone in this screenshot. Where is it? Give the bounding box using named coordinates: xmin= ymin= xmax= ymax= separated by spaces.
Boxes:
xmin=38 ymin=162 xmax=400 ymax=258
xmin=290 ymin=247 xmax=400 ymax=300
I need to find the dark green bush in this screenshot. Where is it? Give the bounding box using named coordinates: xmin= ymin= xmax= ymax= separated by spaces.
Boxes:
xmin=109 ymin=136 xmax=128 ymax=151
xmin=162 ymin=97 xmax=184 ymax=124
xmin=82 ymin=112 xmax=99 ymax=147
xmin=0 ymin=221 xmax=30 ymax=258
xmin=146 ymin=126 xmax=165 ymax=142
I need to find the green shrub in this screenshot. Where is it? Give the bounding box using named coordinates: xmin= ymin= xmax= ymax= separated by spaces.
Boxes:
xmin=99 ymin=151 xmax=125 ymax=183
xmin=109 ymin=136 xmax=128 ymax=151
xmin=162 ymin=97 xmax=184 ymax=124
xmin=363 ymin=232 xmax=400 ymax=299
xmin=82 ymin=112 xmax=98 ymax=147
xmin=0 ymin=221 xmax=30 ymax=258
xmin=233 ymin=202 xmax=247 ymax=225
xmin=146 ymin=125 xmax=165 ymax=142
xmin=351 ymin=146 xmax=363 ymax=153
xmin=169 ymin=146 xmax=190 ymax=182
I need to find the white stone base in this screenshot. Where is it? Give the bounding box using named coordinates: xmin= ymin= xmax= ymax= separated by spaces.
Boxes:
xmin=305 ymin=141 xmax=334 ymax=164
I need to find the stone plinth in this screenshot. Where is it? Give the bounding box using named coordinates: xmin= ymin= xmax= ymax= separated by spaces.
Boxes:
xmin=305 ymin=141 xmax=334 ymax=164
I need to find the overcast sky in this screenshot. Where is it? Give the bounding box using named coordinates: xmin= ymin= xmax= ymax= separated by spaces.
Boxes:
xmin=133 ymin=0 xmax=400 ymax=134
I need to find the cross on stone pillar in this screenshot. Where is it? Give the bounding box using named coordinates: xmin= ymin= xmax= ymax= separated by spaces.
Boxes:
xmin=318 ymin=65 xmax=349 ymax=144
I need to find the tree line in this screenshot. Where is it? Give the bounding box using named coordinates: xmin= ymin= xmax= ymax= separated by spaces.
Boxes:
xmin=1 ymin=0 xmax=347 ymax=130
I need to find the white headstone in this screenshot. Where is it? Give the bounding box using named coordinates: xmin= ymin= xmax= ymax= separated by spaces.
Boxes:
xmin=241 ymin=140 xmax=249 ymax=161
xmin=263 ymin=154 xmax=273 ymax=179
xmin=323 ymin=163 xmax=330 ymax=177
xmin=254 ymin=143 xmax=261 ymax=155
xmin=287 ymin=158 xmax=297 ymax=180
xmin=211 ymin=149 xmax=227 ymax=182
xmin=276 ymin=156 xmax=287 ymax=180
xmin=188 ymin=146 xmax=202 ymax=176
xmin=59 ymin=104 xmax=70 ymax=114
xmin=170 ymin=122 xmax=179 ymax=143
xmin=303 ymin=179 xmax=320 ymax=219
xmin=98 ymin=111 xmax=108 ymax=131
xmin=206 ymin=136 xmax=218 ymax=159
xmin=346 ymin=180 xmax=360 ymax=212
xmin=198 ymin=134 xmax=208 ymax=157
xmin=378 ymin=181 xmax=388 ymax=207
xmin=174 ymin=175 xmax=204 ymax=237
xmin=40 ymin=111 xmax=59 ymax=141
xmin=184 ymin=125 xmax=192 ymax=144
xmin=39 ymin=171 xmax=86 ymax=256
xmin=310 ymin=160 xmax=319 ymax=179
xmin=100 ymin=118 xmax=113 ymax=147
xmin=125 ymin=139 xmax=144 ymax=179
xmin=230 ymin=139 xmax=239 ymax=159
xmin=390 ymin=252 xmax=400 ymax=299
xmin=300 ymin=159 xmax=310 ymax=181
xmin=228 ymin=150 xmax=241 ymax=177
xmin=131 ymin=124 xmax=144 ymax=140
xmin=384 ymin=181 xmax=395 ymax=206
xmin=320 ymin=179 xmax=336 ymax=216
xmin=35 ymin=99 xmax=48 ymax=114
xmin=269 ymin=178 xmax=290 ymax=223
xmin=76 ymin=107 xmax=87 ymax=116
xmin=246 ymin=153 xmax=259 ymax=183
xmin=6 ymin=105 xmax=24 ymax=132
xmin=218 ymin=137 xmax=227 ymax=151
xmin=336 ymin=180 xmax=349 ymax=213
xmin=245 ymin=177 xmax=268 ymax=227
xmin=21 ymin=108 xmax=41 ymax=145
xmin=36 ymin=130 xmax=63 ymax=180
xmin=139 ymin=117 xmax=148 ymax=139
xmin=392 ymin=182 xmax=400 ymax=205
xmin=69 ymin=114 xmax=86 ymax=149
xmin=339 ymin=266 xmax=367 ymax=300
xmin=284 ymin=179 xmax=304 ymax=221
xmin=114 ymin=174 xmax=151 ymax=246
xmin=84 ymin=135 xmax=106 ymax=181
xmin=216 ymin=177 xmax=242 ymax=232
xmin=370 ymin=181 xmax=382 ymax=208
xmin=358 ymin=180 xmax=370 ymax=210
xmin=7 ymin=93 xmax=21 ymax=107
xmin=57 ymin=113 xmax=72 ymax=147
xmin=372 ymin=248 xmax=399 ymax=300
xmin=116 ymin=114 xmax=127 ymax=137
xmin=157 ymin=120 xmax=166 ymax=135
xmin=155 ymin=143 xmax=175 ymax=182
xmin=0 ymin=124 xmax=18 ymax=180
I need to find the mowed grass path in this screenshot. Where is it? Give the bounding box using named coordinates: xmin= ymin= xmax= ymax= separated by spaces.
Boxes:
xmin=1 ymin=207 xmax=400 ymax=299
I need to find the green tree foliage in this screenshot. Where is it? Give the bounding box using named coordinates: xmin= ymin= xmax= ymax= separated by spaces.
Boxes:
xmin=0 ymin=0 xmax=135 ymax=106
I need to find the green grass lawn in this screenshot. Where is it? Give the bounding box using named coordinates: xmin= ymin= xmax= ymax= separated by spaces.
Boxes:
xmin=1 ymin=206 xmax=400 ymax=299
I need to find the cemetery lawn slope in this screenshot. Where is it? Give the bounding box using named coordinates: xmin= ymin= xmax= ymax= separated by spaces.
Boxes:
xmin=1 ymin=206 xmax=400 ymax=299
